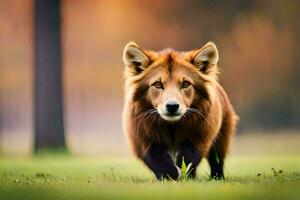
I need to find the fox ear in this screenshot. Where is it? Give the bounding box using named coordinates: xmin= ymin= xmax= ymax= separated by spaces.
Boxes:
xmin=193 ymin=42 xmax=219 ymax=74
xmin=123 ymin=41 xmax=150 ymax=75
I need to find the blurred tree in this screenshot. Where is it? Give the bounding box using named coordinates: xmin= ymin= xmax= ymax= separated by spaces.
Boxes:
xmin=34 ymin=0 xmax=66 ymax=151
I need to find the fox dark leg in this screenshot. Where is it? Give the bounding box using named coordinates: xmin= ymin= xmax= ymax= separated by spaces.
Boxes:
xmin=208 ymin=114 xmax=235 ymax=180
xmin=207 ymin=145 xmax=224 ymax=180
xmin=175 ymin=142 xmax=201 ymax=179
xmin=142 ymin=144 xmax=179 ymax=180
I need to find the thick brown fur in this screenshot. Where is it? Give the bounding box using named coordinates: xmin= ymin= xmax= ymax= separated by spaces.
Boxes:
xmin=123 ymin=41 xmax=238 ymax=180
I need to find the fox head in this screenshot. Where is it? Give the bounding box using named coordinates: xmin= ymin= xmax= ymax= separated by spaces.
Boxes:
xmin=123 ymin=41 xmax=219 ymax=122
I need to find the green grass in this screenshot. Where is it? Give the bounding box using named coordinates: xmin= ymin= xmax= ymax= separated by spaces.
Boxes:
xmin=0 ymin=156 xmax=299 ymax=200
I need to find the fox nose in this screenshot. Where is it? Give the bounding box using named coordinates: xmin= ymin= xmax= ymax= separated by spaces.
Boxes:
xmin=166 ymin=101 xmax=179 ymax=114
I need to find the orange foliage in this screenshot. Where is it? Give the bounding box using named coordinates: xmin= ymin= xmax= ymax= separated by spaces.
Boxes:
xmin=220 ymin=15 xmax=296 ymax=107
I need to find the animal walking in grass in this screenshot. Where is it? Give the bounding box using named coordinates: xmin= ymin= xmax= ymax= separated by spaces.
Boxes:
xmin=122 ymin=41 xmax=238 ymax=180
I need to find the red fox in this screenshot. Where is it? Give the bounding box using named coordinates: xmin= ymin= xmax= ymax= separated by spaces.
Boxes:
xmin=122 ymin=41 xmax=238 ymax=180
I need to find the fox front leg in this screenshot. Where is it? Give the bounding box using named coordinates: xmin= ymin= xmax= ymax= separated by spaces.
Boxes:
xmin=175 ymin=142 xmax=202 ymax=179
xmin=142 ymin=144 xmax=179 ymax=180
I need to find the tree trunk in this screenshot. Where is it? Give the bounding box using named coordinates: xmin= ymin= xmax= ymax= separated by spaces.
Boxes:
xmin=34 ymin=0 xmax=66 ymax=151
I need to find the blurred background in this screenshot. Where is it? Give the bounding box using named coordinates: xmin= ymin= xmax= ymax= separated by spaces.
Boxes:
xmin=0 ymin=0 xmax=299 ymax=157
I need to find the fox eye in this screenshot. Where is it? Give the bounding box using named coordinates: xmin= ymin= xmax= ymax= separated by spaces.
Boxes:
xmin=182 ymin=80 xmax=191 ymax=89
xmin=153 ymin=81 xmax=164 ymax=89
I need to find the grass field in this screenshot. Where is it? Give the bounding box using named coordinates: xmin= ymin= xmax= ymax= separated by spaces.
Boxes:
xmin=0 ymin=154 xmax=299 ymax=200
